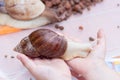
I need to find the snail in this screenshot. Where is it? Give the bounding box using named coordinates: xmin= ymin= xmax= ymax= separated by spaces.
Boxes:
xmin=14 ymin=29 xmax=92 ymax=60
xmin=5 ymin=0 xmax=46 ymax=20
xmin=2 ymin=0 xmax=45 ymax=20
xmin=0 ymin=0 xmax=59 ymax=29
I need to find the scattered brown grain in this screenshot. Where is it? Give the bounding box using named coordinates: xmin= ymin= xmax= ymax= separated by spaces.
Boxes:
xmin=79 ymin=26 xmax=84 ymax=31
xmin=4 ymin=55 xmax=8 ymax=58
xmin=89 ymin=37 xmax=95 ymax=41
xmin=55 ymin=24 xmax=64 ymax=30
xmin=42 ymin=0 xmax=103 ymax=21
xmin=117 ymin=3 xmax=120 ymax=7
xmin=55 ymin=24 xmax=59 ymax=29
xmin=117 ymin=26 xmax=120 ymax=29
xmin=59 ymin=26 xmax=64 ymax=30
xmin=11 ymin=56 xmax=15 ymax=59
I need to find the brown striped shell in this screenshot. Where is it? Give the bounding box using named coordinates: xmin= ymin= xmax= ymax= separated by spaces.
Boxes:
xmin=14 ymin=29 xmax=67 ymax=58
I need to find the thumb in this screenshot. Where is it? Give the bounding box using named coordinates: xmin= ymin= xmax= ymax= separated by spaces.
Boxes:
xmin=17 ymin=54 xmax=36 ymax=73
xmin=67 ymin=58 xmax=84 ymax=74
xmin=89 ymin=29 xmax=106 ymax=59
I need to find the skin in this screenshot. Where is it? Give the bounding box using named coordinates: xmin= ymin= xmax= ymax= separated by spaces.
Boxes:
xmin=67 ymin=29 xmax=120 ymax=80
xmin=17 ymin=54 xmax=71 ymax=80
xmin=0 ymin=29 xmax=120 ymax=80
xmin=17 ymin=29 xmax=120 ymax=80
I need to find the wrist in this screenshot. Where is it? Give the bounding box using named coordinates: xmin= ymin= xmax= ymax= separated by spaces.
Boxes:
xmin=51 ymin=74 xmax=72 ymax=80
xmin=83 ymin=61 xmax=120 ymax=80
xmin=82 ymin=59 xmax=110 ymax=80
xmin=82 ymin=59 xmax=107 ymax=76
xmin=36 ymin=73 xmax=71 ymax=80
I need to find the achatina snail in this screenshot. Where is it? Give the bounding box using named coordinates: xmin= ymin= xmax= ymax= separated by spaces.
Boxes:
xmin=0 ymin=0 xmax=59 ymax=29
xmin=1 ymin=0 xmax=45 ymax=20
xmin=14 ymin=29 xmax=92 ymax=60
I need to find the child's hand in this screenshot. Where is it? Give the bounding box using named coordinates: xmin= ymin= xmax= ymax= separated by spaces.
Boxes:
xmin=67 ymin=29 xmax=107 ymax=80
xmin=17 ymin=54 xmax=71 ymax=80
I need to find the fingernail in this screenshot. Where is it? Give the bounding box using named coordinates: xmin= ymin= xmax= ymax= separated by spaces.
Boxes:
xmin=99 ymin=29 xmax=104 ymax=34
xmin=98 ymin=29 xmax=104 ymax=38
xmin=17 ymin=54 xmax=21 ymax=60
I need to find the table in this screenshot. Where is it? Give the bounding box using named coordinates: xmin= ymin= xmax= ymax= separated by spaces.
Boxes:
xmin=0 ymin=0 xmax=120 ymax=80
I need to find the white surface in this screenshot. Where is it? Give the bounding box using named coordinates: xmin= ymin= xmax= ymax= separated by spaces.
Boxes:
xmin=0 ymin=0 xmax=120 ymax=80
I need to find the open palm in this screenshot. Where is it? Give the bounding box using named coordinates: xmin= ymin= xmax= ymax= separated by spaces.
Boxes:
xmin=68 ymin=29 xmax=106 ymax=80
xmin=17 ymin=54 xmax=71 ymax=80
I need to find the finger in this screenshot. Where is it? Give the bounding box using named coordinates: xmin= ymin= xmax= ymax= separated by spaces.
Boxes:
xmin=17 ymin=54 xmax=36 ymax=73
xmin=97 ymin=29 xmax=105 ymax=45
xmin=89 ymin=29 xmax=106 ymax=59
xmin=71 ymin=69 xmax=79 ymax=77
xmin=78 ymin=76 xmax=86 ymax=80
xmin=71 ymin=70 xmax=85 ymax=80
xmin=67 ymin=58 xmax=84 ymax=74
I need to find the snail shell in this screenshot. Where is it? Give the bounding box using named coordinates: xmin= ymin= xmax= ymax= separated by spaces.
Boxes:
xmin=2 ymin=0 xmax=45 ymax=20
xmin=14 ymin=29 xmax=67 ymax=58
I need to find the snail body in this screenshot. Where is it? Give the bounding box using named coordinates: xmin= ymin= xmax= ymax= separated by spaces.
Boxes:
xmin=14 ymin=29 xmax=92 ymax=60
